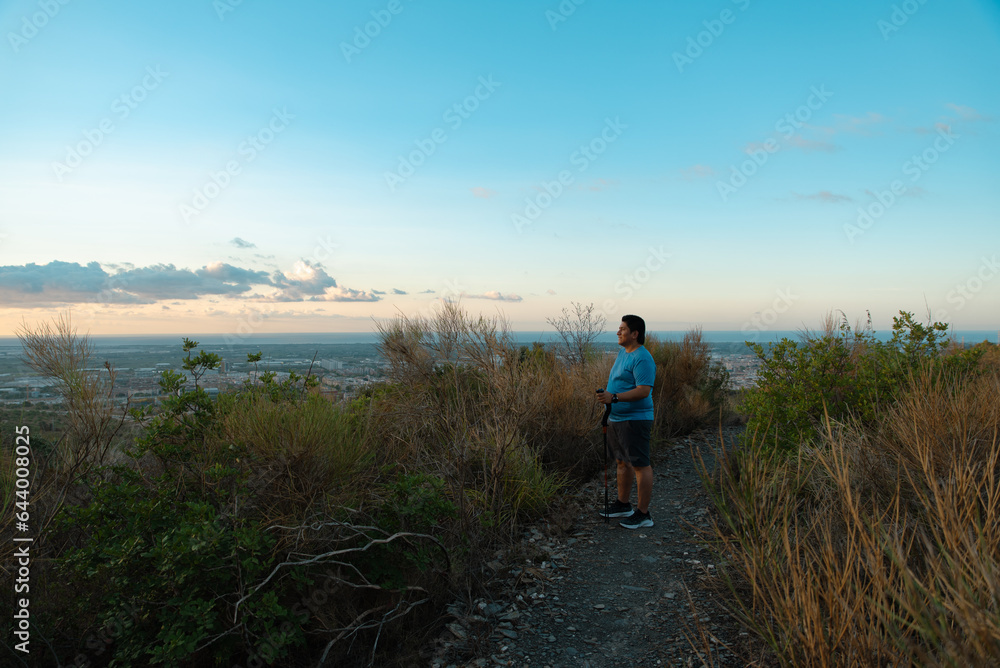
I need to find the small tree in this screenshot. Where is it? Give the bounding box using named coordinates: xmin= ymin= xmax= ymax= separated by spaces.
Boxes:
xmin=128 ymin=338 xmax=222 ymax=461
xmin=16 ymin=311 xmax=130 ymax=470
xmin=547 ymin=302 xmax=607 ymax=366
xmin=181 ymin=337 xmax=221 ymax=390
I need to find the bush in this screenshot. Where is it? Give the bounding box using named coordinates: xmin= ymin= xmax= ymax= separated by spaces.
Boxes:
xmin=55 ymin=468 xmax=304 ymax=667
xmin=645 ymin=329 xmax=731 ymax=439
xmin=372 ymin=303 xmax=578 ymax=551
xmin=702 ymin=357 xmax=1000 ymax=666
xmin=31 ymin=338 xmax=450 ymax=667
xmin=739 ymin=311 xmax=985 ymax=455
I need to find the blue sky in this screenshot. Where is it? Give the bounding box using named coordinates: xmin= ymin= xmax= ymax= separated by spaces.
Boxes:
xmin=1 ymin=0 xmax=998 ymax=338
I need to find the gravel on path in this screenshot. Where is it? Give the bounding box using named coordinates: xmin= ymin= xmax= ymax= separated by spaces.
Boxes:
xmin=427 ymin=425 xmax=756 ymax=668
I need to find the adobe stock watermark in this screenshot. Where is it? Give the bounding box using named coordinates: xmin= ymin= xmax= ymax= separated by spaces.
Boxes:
xmin=843 ymin=124 xmax=958 ymax=244
xmin=67 ymin=603 xmax=140 ymax=666
xmin=416 ymin=278 xmax=467 ymax=323
xmin=213 ymin=0 xmax=245 ymax=21
xmin=937 ymin=254 xmax=999 ymax=320
xmin=594 ymin=245 xmax=671 ymax=321
xmin=7 ymin=0 xmax=73 ymax=53
xmin=545 ymin=0 xmax=586 ymax=31
xmin=223 ymin=307 xmax=272 ymax=350
xmin=224 ymin=235 xmax=339 ymax=349
xmin=340 ymin=0 xmax=415 ymax=63
xmin=878 ymin=0 xmax=931 ymax=41
xmin=75 ymin=271 xmax=133 ymax=330
xmin=511 ymin=116 xmax=627 ymax=233
xmin=222 ymin=235 xmax=340 ymax=351
xmin=96 ymin=272 xmax=130 ymax=304
xmin=12 ymin=425 xmax=33 ymax=655
xmin=673 ymin=0 xmax=751 ymax=73
xmin=741 ymin=288 xmax=798 ymax=342
xmin=179 ymin=107 xmax=294 ymax=224
xmin=717 ymin=85 xmax=834 ymax=202
xmin=51 ymin=66 xmax=169 ymax=182
xmin=384 ymin=75 xmax=502 ymax=192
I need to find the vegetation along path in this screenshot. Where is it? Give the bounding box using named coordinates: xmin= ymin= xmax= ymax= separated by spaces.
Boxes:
xmin=429 ymin=425 xmax=753 ymax=667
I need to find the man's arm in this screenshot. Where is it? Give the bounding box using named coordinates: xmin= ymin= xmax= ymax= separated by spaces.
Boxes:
xmin=597 ymin=385 xmax=651 ymax=404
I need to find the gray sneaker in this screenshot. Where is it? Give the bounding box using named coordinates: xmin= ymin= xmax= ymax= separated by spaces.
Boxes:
xmin=620 ymin=510 xmax=653 ymax=529
xmin=599 ymin=499 xmax=633 ymax=518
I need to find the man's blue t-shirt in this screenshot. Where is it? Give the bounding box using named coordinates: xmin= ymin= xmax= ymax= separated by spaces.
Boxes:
xmin=607 ymin=346 xmax=656 ymax=422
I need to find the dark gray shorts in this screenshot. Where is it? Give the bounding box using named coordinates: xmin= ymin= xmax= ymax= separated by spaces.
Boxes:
xmin=607 ymin=419 xmax=652 ymax=468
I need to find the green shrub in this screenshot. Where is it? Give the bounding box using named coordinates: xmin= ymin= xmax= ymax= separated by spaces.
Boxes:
xmin=217 ymin=390 xmax=371 ymax=487
xmin=55 ymin=468 xmax=304 ymax=667
xmin=702 ymin=352 xmax=1000 ymax=666
xmin=47 ymin=339 xmax=371 ymax=666
xmin=363 ymin=472 xmax=458 ymax=588
xmin=740 ymin=311 xmax=985 ymax=454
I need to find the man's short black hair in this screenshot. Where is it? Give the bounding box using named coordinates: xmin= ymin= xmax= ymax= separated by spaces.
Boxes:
xmin=621 ymin=315 xmax=646 ymax=344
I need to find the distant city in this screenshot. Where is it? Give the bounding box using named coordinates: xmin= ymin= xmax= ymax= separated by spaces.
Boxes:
xmin=3 ymin=328 xmax=998 ymax=408
xmin=0 ymin=341 xmax=385 ymax=408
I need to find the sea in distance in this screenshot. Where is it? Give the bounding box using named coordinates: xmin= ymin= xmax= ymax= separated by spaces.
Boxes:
xmin=1 ymin=330 xmax=997 ymax=349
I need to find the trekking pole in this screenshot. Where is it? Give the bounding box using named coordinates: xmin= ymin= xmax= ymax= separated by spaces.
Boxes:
xmin=598 ymin=389 xmax=612 ymax=523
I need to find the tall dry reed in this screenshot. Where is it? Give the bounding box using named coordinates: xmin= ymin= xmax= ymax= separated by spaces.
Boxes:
xmin=646 ymin=328 xmax=731 ymax=438
xmin=702 ymin=363 xmax=1000 ymax=666
xmin=372 ymin=302 xmax=612 ymax=551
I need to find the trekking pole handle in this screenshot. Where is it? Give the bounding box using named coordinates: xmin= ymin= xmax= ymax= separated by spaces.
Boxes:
xmin=597 ymin=388 xmax=612 ymax=428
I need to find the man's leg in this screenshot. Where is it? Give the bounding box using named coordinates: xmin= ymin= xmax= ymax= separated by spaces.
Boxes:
xmin=619 ymin=421 xmax=654 ymax=529
xmin=634 ymin=465 xmax=652 ymax=513
xmin=628 ymin=420 xmax=653 ymax=514
xmin=616 ymin=459 xmax=634 ymax=503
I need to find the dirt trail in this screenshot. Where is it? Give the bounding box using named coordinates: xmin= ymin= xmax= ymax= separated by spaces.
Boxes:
xmin=429 ymin=426 xmax=751 ymax=667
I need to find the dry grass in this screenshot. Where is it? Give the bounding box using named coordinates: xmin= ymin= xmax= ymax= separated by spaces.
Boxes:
xmin=371 ymin=302 xmax=611 ymax=552
xmin=208 ymin=390 xmax=376 ymax=546
xmin=703 ymin=363 xmax=1000 ymax=666
xmin=16 ymin=311 xmax=131 ymax=471
xmin=3 ymin=313 xmax=134 ymax=563
xmin=646 ymin=328 xmax=730 ymax=439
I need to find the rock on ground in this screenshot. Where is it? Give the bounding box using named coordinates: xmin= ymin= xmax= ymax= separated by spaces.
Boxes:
xmin=427 ymin=425 xmax=758 ymax=668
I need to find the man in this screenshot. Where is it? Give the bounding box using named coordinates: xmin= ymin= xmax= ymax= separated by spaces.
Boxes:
xmin=597 ymin=314 xmax=655 ymax=529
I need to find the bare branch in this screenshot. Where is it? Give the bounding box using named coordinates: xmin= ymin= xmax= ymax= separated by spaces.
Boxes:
xmin=233 ymin=527 xmax=448 ymax=621
xmin=546 ymin=301 xmax=607 ymax=366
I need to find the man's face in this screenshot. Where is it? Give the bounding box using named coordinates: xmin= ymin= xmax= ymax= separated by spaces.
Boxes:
xmin=616 ymin=321 xmax=634 ymax=346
